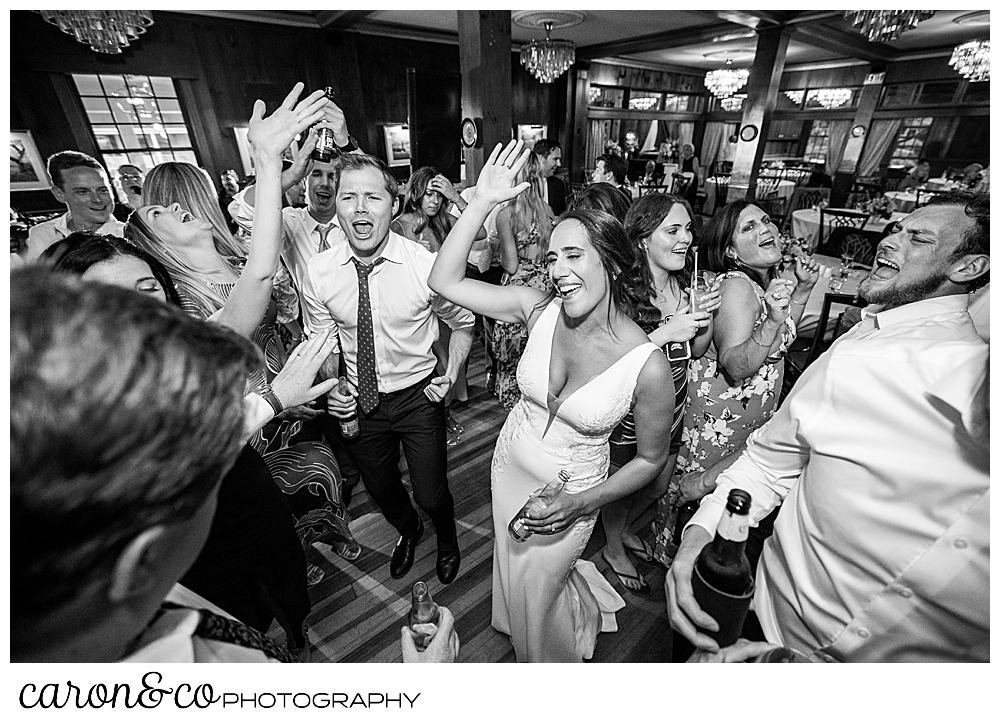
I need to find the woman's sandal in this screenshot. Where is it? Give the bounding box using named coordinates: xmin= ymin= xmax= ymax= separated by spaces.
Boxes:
xmin=623 ymin=538 xmax=656 ymax=563
xmin=602 ymin=552 xmax=650 ymax=595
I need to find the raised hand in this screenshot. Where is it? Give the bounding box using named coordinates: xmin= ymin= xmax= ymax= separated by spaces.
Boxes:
xmin=269 ymin=329 xmax=338 ymax=409
xmin=318 ymin=97 xmax=349 ymax=146
xmin=763 ymin=278 xmax=794 ymax=326
xmin=284 ymin=127 xmax=318 ymax=185
xmin=248 ymin=82 xmax=327 ymax=160
xmin=792 ymin=254 xmax=821 ymax=288
xmin=471 ymin=140 xmax=532 ymax=208
xmin=659 ymin=311 xmax=712 ymax=343
xmin=430 ymin=174 xmax=461 ymax=204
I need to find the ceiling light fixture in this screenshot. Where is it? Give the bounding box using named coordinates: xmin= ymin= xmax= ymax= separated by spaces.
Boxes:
xmin=842 ymin=10 xmax=936 ymax=43
xmin=814 ymin=88 xmax=853 ymax=109
xmin=784 ymin=90 xmax=804 ymax=106
xmin=720 ymin=95 xmax=745 ymax=112
xmin=704 ymin=59 xmax=749 ymax=99
xmin=519 ymin=21 xmax=576 ymax=84
xmin=34 ymin=10 xmax=154 ymax=54
xmin=949 ymin=39 xmax=990 ymax=82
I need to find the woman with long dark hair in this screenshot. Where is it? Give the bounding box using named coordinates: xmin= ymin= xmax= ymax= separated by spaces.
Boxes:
xmin=650 ymin=198 xmax=819 ymax=564
xmin=429 ymin=140 xmax=675 ymax=662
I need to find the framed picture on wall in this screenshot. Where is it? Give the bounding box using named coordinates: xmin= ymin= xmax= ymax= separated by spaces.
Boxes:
xmin=383 ymin=124 xmax=410 ymax=168
xmin=232 ymin=127 xmax=254 ymax=177
xmin=10 ymin=130 xmax=49 ymax=191
xmin=516 ymin=124 xmax=547 ymax=150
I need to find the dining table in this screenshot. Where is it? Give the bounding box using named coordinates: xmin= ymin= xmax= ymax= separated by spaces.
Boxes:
xmin=883 ymin=189 xmax=919 ymax=213
xmin=703 ymin=177 xmax=796 ymax=216
xmin=780 ymin=253 xmax=867 ymax=338
xmin=790 ymin=207 xmax=909 ymax=250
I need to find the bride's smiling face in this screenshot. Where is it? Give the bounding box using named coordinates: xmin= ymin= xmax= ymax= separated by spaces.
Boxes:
xmin=547 ymin=219 xmax=610 ymax=319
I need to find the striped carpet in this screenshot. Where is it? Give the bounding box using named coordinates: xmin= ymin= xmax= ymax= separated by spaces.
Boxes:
xmin=296 ymin=339 xmax=674 ymax=663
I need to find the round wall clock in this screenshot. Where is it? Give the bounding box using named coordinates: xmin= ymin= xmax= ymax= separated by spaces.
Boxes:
xmin=851 ymin=124 xmax=866 ymax=138
xmin=461 ymin=117 xmax=481 ymax=149
xmin=739 ymin=124 xmax=759 ymax=142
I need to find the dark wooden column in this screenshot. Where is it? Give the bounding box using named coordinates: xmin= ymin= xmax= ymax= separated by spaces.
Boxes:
xmin=567 ymin=60 xmax=591 ymax=184
xmin=832 ymin=69 xmax=885 ymax=204
xmin=457 ymin=10 xmax=512 ymax=184
xmin=731 ymin=26 xmax=792 ymax=200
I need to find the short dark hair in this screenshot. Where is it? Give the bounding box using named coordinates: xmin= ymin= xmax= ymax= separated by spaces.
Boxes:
xmin=43 ymin=231 xmax=184 ymax=307
xmin=927 ymin=190 xmax=990 ymax=291
xmin=570 ymin=182 xmax=632 ymax=223
xmin=596 ymin=154 xmax=628 ymax=185
xmin=11 ymin=268 xmax=260 ymax=618
xmin=533 ymin=139 xmax=561 ymax=159
xmin=333 ymin=153 xmax=399 ymax=199
xmin=46 ymin=151 xmax=105 ymax=189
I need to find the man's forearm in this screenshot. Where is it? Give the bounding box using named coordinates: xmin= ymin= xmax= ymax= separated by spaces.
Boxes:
xmin=444 ymin=327 xmax=473 ymax=381
xmin=319 ymin=351 xmax=340 ymax=383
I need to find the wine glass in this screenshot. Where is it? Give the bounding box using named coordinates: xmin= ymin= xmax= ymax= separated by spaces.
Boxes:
xmin=828 ymin=276 xmax=845 ymax=293
xmin=840 ymin=251 xmax=855 ymax=278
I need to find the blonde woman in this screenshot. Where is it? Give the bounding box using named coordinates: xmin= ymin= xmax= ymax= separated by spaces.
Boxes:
xmin=491 ymin=151 xmax=556 ymax=409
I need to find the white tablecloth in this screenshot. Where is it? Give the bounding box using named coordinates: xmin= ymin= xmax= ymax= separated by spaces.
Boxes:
xmin=703 ymin=178 xmax=795 ymax=216
xmin=883 ymin=190 xmax=918 ymax=213
xmin=791 ymin=208 xmax=908 ymax=249
xmin=783 ymin=253 xmax=865 ymax=337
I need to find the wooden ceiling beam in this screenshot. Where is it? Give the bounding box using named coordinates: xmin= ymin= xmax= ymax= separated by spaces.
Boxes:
xmin=313 ymin=10 xmax=377 ymax=29
xmin=577 ymin=21 xmax=745 ymax=60
xmin=791 ymin=24 xmax=898 ymax=64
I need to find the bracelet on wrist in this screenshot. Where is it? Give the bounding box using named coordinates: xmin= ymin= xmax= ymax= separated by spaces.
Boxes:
xmin=259 ymin=383 xmax=284 ymax=417
xmin=748 ymin=332 xmax=773 ymax=347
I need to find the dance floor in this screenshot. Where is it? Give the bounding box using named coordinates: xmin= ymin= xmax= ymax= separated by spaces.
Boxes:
xmin=293 ymin=339 xmax=674 ymax=663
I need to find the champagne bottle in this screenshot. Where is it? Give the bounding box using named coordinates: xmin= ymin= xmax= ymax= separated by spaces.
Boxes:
xmin=407 ymin=581 xmax=440 ymax=651
xmin=507 ymin=470 xmax=570 ymax=542
xmin=690 ymin=488 xmax=754 ymax=647
xmin=338 ymin=376 xmax=360 ymax=439
xmin=311 ymin=87 xmax=337 ymax=163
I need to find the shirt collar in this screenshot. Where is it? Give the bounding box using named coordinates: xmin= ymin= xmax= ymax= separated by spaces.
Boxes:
xmin=863 ymin=294 xmax=971 ymax=330
xmin=337 ymin=228 xmax=405 ymax=267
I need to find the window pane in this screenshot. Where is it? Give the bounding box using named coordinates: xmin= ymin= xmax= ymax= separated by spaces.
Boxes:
xmin=157 ymin=98 xmax=185 ymax=124
xmin=149 ymin=150 xmax=178 ymax=167
xmin=103 ymin=153 xmax=131 ymax=173
xmin=82 ymin=97 xmax=114 ymax=124
xmin=126 ymin=75 xmax=154 ymax=98
xmin=166 ymin=126 xmax=191 ymax=149
xmin=588 ymin=85 xmax=624 ymax=108
xmin=962 ymin=82 xmax=990 ymax=103
xmin=110 ymin=98 xmax=140 ymax=124
xmin=628 ymin=91 xmax=661 ymax=111
xmin=173 ymin=150 xmax=198 ymax=165
xmin=917 ymin=81 xmax=958 ymax=105
xmin=142 ymin=125 xmax=171 ymax=150
xmin=100 ymin=74 xmax=129 ymax=97
xmin=93 ymin=125 xmax=124 ymax=151
xmin=132 ymin=152 xmax=157 ymax=171
xmin=116 ymin=125 xmax=143 ymax=148
xmin=134 ymin=98 xmax=162 ymax=123
xmin=73 ymin=74 xmax=103 ymax=96
xmin=805 ymin=87 xmax=856 ymax=110
xmin=150 ymin=76 xmax=178 ymax=98
xmin=880 ymin=83 xmax=917 ymax=107
xmin=663 ymin=93 xmax=697 ymax=112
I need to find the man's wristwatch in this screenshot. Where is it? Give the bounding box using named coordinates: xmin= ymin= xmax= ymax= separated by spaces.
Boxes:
xmin=259 ymin=382 xmax=284 ymax=417
xmin=335 ymin=136 xmax=360 ymax=155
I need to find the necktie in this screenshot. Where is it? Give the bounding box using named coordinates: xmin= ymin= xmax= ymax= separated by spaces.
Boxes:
xmin=317 ymin=223 xmax=334 ymax=253
xmin=157 ymin=603 xmax=298 ymax=663
xmin=353 ymin=256 xmax=386 ymax=414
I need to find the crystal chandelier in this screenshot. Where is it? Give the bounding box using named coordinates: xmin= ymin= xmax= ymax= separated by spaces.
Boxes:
xmin=705 ymin=59 xmax=749 ymax=99
xmin=784 ymin=90 xmax=804 ymax=106
xmin=720 ymin=95 xmax=745 ymax=112
xmin=629 ymin=97 xmax=658 ymax=111
xmin=842 ymin=11 xmax=936 ymax=43
xmin=34 ymin=10 xmax=154 ymax=54
xmin=814 ymin=88 xmax=853 ymax=109
xmin=950 ymin=40 xmax=990 ymax=82
xmin=520 ymin=22 xmax=576 ymax=84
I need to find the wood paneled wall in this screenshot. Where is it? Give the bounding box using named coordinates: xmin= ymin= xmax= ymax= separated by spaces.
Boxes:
xmin=11 ymin=10 xmax=567 ymax=211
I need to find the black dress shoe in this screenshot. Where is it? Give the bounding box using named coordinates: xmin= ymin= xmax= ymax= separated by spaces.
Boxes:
xmin=436 ymin=534 xmax=461 ymax=585
xmin=390 ymin=517 xmax=423 ymax=579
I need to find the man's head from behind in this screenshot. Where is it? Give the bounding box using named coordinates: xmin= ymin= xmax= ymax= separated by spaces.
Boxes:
xmin=332 ymin=153 xmax=400 ymax=260
xmin=47 ymin=151 xmax=114 ymax=226
xmin=859 ymin=190 xmax=989 ymax=310
xmin=533 ymin=139 xmax=562 ymax=178
xmin=11 ymin=268 xmax=260 ymax=661
xmin=592 ymin=154 xmax=627 ymax=186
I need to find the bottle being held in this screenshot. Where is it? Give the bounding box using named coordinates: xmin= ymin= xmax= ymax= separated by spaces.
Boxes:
xmin=311 ymin=87 xmax=337 ymax=163
xmin=338 ymin=376 xmax=360 ymax=439
xmin=690 ymin=488 xmax=755 ymax=647
xmin=508 ymin=470 xmax=571 ymax=542
xmin=407 ymin=581 xmax=440 ymax=651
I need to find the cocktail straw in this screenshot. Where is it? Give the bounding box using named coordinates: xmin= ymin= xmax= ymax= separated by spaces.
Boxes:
xmin=690 ymin=246 xmax=699 ymax=313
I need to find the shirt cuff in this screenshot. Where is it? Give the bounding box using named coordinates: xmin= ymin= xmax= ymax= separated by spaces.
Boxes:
xmin=242 ymin=392 xmax=275 ymax=442
xmin=686 ymin=493 xmax=727 ymax=539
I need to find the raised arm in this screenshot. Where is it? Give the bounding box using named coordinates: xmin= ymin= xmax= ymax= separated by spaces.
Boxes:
xmin=495 ymin=206 xmax=520 ymax=275
xmin=428 ymin=140 xmax=549 ymax=326
xmin=213 ymin=84 xmax=326 ymax=337
xmin=787 ymin=254 xmax=820 ymax=328
xmin=714 ymin=275 xmax=791 ymax=382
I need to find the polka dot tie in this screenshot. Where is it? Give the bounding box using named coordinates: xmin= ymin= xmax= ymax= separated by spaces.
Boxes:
xmin=352 ymin=256 xmax=385 ymax=414
xmin=317 ymin=223 xmax=334 ymax=253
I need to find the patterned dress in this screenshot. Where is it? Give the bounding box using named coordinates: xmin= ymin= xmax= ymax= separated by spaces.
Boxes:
xmin=179 ymin=262 xmax=358 ymax=557
xmin=652 ymin=270 xmax=796 ymax=565
xmin=492 ymin=222 xmax=553 ymax=410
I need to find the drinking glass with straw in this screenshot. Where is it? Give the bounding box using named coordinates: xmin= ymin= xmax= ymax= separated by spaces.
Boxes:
xmin=691 ymin=246 xmax=712 ymax=313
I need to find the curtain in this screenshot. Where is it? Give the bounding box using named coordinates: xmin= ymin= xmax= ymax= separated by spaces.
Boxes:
xmin=826 ymin=120 xmax=852 ymax=173
xmin=701 ymin=122 xmax=737 ymax=175
xmin=640 ymin=121 xmax=659 ymax=153
xmin=857 ymin=119 xmax=902 ymax=177
xmin=678 ymin=122 xmax=694 ymax=148
xmin=586 ymin=119 xmax=610 ymax=171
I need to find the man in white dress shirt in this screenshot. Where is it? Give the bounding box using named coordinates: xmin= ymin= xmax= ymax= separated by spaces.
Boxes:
xmin=301 ymin=153 xmax=474 ymax=585
xmin=666 ymin=190 xmax=990 ymax=662
xmin=24 ymin=151 xmax=125 ymax=261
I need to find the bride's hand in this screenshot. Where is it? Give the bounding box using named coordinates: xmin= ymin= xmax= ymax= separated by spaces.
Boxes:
xmin=471 ymin=140 xmax=532 ymax=208
xmin=248 ymin=82 xmax=327 ymax=160
xmin=520 ymin=484 xmax=587 ymax=535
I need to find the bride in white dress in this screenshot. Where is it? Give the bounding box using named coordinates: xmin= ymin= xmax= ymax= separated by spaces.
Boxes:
xmin=429 ymin=141 xmax=675 ymax=662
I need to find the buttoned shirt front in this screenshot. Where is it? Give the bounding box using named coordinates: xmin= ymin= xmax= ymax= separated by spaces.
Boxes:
xmin=689 ymin=294 xmax=989 ymax=662
xmin=24 ymin=212 xmax=126 ymax=262
xmin=229 ymin=189 xmax=349 ymax=290
xmin=300 ymin=230 xmax=474 ymax=394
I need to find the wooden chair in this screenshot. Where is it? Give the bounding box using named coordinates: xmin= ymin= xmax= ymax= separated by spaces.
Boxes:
xmin=637 ymin=184 xmax=671 ymax=197
xmin=881 ymin=174 xmax=905 ymax=193
xmin=782 ymin=292 xmax=868 ymax=400
xmin=782 ymin=187 xmax=830 ymax=234
xmin=669 ymin=173 xmax=693 ymax=198
xmin=851 ymin=177 xmax=883 ymax=199
xmin=757 ymin=174 xmax=783 ymax=199
xmin=818 ymin=207 xmax=868 ymax=248
xmin=711 ymin=174 xmax=731 ymax=211
xmin=757 ymin=195 xmax=788 ymax=230
xmin=568 ymin=182 xmax=586 ymax=203
xmin=784 ymin=167 xmax=811 ymax=186
xmin=815 ymin=226 xmax=885 ymax=266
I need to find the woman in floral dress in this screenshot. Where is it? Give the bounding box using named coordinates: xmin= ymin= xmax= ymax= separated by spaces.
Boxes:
xmin=491 ymin=152 xmax=556 ymax=410
xmin=652 ymin=199 xmax=819 ymax=565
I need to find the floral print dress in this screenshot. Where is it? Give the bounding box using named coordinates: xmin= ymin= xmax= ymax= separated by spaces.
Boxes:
xmin=652 ymin=270 xmax=796 ymax=565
